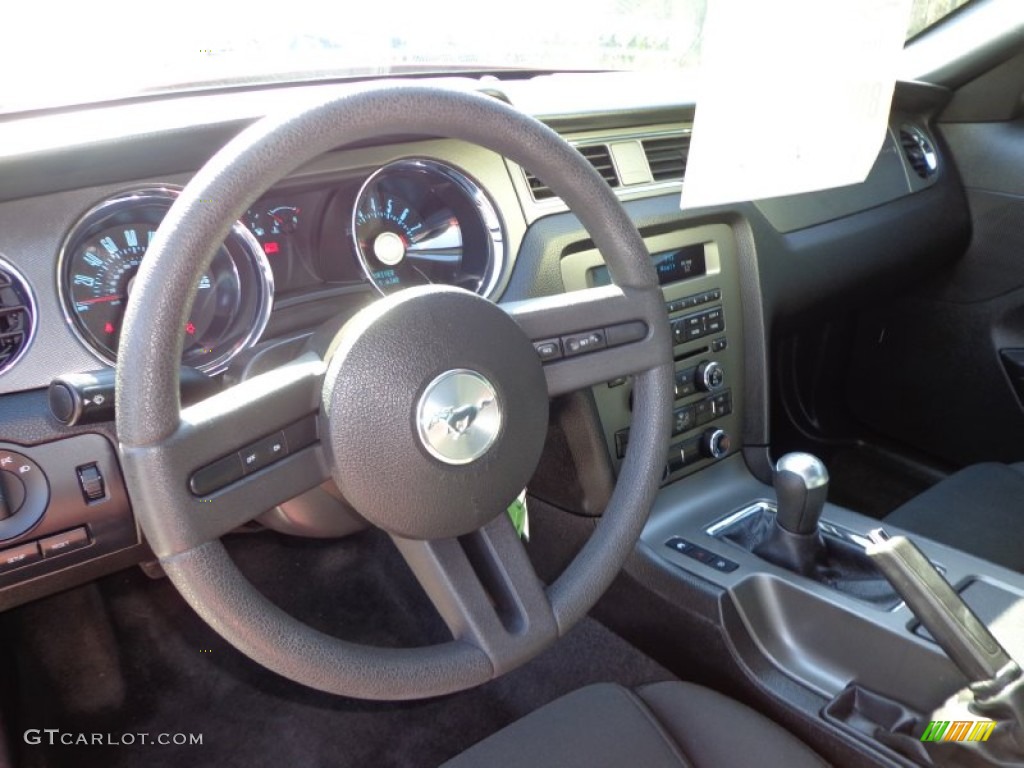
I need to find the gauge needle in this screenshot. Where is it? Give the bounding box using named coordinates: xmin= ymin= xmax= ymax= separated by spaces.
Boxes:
xmin=76 ymin=294 xmax=125 ymax=305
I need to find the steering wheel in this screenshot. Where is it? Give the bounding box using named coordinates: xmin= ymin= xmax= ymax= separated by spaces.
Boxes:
xmin=116 ymin=86 xmax=673 ymax=701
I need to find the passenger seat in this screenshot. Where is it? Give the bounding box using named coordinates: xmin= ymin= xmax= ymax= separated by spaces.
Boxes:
xmin=883 ymin=463 xmax=1024 ymax=573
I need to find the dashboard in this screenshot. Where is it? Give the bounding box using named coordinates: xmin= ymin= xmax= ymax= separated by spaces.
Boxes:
xmin=0 ymin=72 xmax=969 ymax=609
xmin=0 ymin=132 xmax=528 ymax=396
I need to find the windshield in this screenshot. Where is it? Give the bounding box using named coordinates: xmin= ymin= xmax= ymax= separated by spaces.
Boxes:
xmin=3 ymin=0 xmax=707 ymax=113
xmin=2 ymin=0 xmax=973 ymax=114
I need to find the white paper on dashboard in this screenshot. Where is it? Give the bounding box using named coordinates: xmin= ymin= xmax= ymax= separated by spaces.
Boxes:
xmin=679 ymin=0 xmax=914 ymax=210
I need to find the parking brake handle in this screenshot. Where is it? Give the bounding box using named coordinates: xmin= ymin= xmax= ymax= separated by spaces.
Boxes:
xmin=867 ymin=529 xmax=1024 ymax=748
xmin=867 ymin=529 xmax=1012 ymax=683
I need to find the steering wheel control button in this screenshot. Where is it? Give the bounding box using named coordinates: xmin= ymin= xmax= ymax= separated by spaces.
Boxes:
xmin=533 ymin=339 xmax=562 ymax=362
xmin=240 ymin=431 xmax=289 ymax=474
xmin=76 ymin=463 xmax=105 ymax=503
xmin=417 ymin=370 xmax=502 ymax=466
xmin=189 ymin=421 xmax=308 ymax=496
xmin=603 ymin=321 xmax=647 ymax=347
xmin=0 ymin=542 xmax=42 ymax=574
xmin=282 ymin=416 xmax=318 ymax=452
xmin=189 ymin=454 xmax=244 ymax=496
xmin=561 ymin=329 xmax=606 ymax=357
xmin=540 ymin=322 xmax=645 ymax=363
xmin=39 ymin=527 xmax=91 ymax=558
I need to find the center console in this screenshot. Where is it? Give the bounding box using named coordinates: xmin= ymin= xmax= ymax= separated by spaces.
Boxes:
xmin=560 ymin=223 xmax=745 ymax=482
xmin=555 ymin=218 xmax=1024 ymax=761
xmin=631 ymin=453 xmax=1024 ymax=765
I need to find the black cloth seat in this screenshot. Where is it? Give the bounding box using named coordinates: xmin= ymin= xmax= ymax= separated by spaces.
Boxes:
xmin=883 ymin=462 xmax=1024 ymax=573
xmin=443 ymin=682 xmax=827 ymax=768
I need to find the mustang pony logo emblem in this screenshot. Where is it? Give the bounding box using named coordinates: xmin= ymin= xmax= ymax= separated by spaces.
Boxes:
xmin=417 ymin=369 xmax=500 ymax=465
xmin=429 ymin=398 xmax=495 ymax=439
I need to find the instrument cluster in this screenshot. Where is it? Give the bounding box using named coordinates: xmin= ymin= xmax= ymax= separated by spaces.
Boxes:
xmin=57 ymin=160 xmax=505 ymax=373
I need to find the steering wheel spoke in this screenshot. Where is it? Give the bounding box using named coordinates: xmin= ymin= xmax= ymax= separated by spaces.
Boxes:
xmin=392 ymin=514 xmax=558 ymax=675
xmin=503 ymin=285 xmax=668 ymax=396
xmin=121 ymin=354 xmax=330 ymax=556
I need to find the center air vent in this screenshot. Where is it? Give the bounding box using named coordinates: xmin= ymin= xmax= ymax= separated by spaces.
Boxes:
xmin=0 ymin=258 xmax=36 ymax=375
xmin=524 ymin=143 xmax=619 ymax=200
xmin=642 ymin=134 xmax=691 ymax=182
xmin=899 ymin=125 xmax=938 ymax=179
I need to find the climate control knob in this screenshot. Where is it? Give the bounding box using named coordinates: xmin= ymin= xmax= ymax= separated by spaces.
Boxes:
xmin=699 ymin=428 xmax=731 ymax=459
xmin=696 ymin=360 xmax=725 ymax=392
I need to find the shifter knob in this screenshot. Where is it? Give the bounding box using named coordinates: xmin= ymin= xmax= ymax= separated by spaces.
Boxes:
xmin=773 ymin=453 xmax=829 ymax=535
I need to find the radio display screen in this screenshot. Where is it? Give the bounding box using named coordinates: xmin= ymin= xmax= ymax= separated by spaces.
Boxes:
xmin=589 ymin=243 xmax=706 ymax=288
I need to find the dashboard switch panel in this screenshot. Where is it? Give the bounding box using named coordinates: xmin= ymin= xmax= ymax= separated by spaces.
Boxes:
xmin=0 ymin=542 xmax=41 ymax=574
xmin=0 ymin=434 xmax=135 ymax=595
xmin=665 ymin=537 xmax=739 ymax=573
xmin=0 ymin=449 xmax=49 ymax=541
xmin=76 ymin=464 xmax=105 ymax=503
xmin=39 ymin=527 xmax=90 ymax=558
xmin=561 ymin=224 xmax=744 ymax=485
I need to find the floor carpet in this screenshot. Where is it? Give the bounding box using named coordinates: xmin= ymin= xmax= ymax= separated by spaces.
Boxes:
xmin=3 ymin=528 xmax=673 ymax=768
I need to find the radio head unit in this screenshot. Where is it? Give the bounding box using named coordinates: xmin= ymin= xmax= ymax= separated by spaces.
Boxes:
xmin=589 ymin=243 xmax=707 ymax=288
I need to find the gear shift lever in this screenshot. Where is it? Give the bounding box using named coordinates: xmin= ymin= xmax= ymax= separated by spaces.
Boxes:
xmin=715 ymin=451 xmax=902 ymax=606
xmin=753 ymin=452 xmax=829 ymax=574
xmin=774 ymin=453 xmax=830 ymax=534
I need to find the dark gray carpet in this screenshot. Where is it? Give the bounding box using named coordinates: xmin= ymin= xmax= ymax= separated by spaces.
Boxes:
xmin=3 ymin=529 xmax=672 ymax=768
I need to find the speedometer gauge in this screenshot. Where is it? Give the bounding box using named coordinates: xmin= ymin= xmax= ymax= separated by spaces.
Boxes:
xmin=352 ymin=160 xmax=504 ymax=297
xmin=58 ymin=188 xmax=274 ymax=375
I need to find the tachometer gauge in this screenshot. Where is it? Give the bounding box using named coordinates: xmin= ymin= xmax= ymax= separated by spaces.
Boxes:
xmin=58 ymin=188 xmax=274 ymax=374
xmin=352 ymin=160 xmax=504 ymax=296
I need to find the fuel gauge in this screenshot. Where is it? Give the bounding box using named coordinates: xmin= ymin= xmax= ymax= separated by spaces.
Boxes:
xmin=246 ymin=204 xmax=301 ymax=257
xmin=267 ymin=205 xmax=300 ymax=235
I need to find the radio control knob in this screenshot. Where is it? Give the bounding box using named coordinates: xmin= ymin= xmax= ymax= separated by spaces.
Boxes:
xmin=696 ymin=360 xmax=724 ymax=392
xmin=700 ymin=428 xmax=731 ymax=459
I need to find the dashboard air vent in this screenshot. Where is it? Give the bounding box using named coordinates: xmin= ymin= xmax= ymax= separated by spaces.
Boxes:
xmin=899 ymin=125 xmax=938 ymax=179
xmin=642 ymin=134 xmax=690 ymax=182
xmin=524 ymin=143 xmax=619 ymax=200
xmin=0 ymin=259 xmax=35 ymax=374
